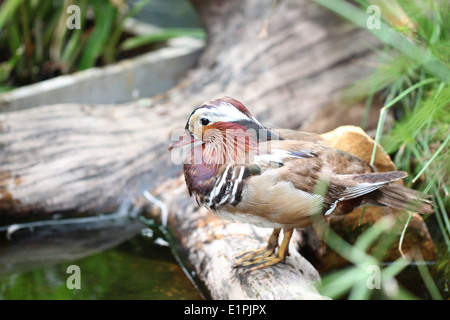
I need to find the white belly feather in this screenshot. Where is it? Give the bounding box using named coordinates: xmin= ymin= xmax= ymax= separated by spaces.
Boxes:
xmin=213 ymin=209 xmax=286 ymax=228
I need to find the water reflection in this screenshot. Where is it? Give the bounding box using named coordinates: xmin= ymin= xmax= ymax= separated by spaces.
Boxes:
xmin=0 ymin=231 xmax=202 ymax=300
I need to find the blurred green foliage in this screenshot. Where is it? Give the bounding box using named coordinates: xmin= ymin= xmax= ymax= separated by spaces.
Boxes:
xmin=0 ymin=0 xmax=204 ymax=91
xmin=313 ymin=0 xmax=449 ymax=300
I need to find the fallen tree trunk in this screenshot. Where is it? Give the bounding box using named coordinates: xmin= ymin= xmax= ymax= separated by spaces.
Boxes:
xmin=0 ymin=0 xmax=433 ymax=299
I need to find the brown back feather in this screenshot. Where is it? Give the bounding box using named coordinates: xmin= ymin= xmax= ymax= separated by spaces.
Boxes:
xmin=369 ymin=184 xmax=434 ymax=214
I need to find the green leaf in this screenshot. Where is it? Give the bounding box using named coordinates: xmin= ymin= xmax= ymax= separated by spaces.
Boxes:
xmin=318 ymin=267 xmax=361 ymax=299
xmin=0 ymin=0 xmax=26 ymax=31
xmin=78 ymin=2 xmax=117 ymax=70
xmin=312 ymin=0 xmax=450 ymax=83
xmin=120 ymin=28 xmax=205 ymax=51
xmin=353 ymin=216 xmax=394 ymax=252
xmin=5 ymin=20 xmax=26 ymax=79
xmin=61 ymin=0 xmax=89 ymax=73
xmin=0 ymin=61 xmax=13 ymax=83
xmin=348 ymin=279 xmax=372 ymax=300
xmin=102 ymin=0 xmax=153 ymax=65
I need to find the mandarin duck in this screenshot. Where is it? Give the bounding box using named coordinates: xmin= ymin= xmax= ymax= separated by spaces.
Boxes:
xmin=168 ymin=97 xmax=433 ymax=271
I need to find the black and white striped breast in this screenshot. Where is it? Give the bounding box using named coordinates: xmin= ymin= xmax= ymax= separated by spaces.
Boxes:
xmin=201 ymin=165 xmax=250 ymax=210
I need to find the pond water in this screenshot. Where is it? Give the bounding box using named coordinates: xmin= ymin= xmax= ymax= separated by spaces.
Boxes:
xmin=0 ymin=228 xmax=202 ymax=300
xmin=0 ymin=0 xmax=204 ymax=300
xmin=1 ymin=213 xmax=447 ymax=300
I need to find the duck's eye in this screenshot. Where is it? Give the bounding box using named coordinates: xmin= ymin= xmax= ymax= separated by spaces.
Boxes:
xmin=200 ymin=118 xmax=210 ymax=126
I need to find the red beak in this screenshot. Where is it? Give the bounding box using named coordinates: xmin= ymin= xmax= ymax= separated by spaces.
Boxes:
xmin=168 ymin=129 xmax=196 ymax=151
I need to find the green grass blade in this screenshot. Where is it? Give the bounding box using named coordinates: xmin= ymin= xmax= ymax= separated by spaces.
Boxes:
xmin=434 ymin=191 xmax=450 ymax=249
xmin=0 ymin=0 xmax=26 ymax=30
xmin=412 ymin=134 xmax=450 ymax=183
xmin=312 ymin=0 xmax=450 ymax=83
xmin=416 ymin=259 xmax=443 ymax=300
xmin=61 ymin=0 xmax=88 ymax=73
xmin=49 ymin=2 xmax=70 ymax=63
xmin=120 ymin=28 xmax=205 ymax=51
xmin=78 ymin=2 xmax=117 ymax=70
xmin=398 ymin=212 xmax=413 ymax=258
xmin=318 ymin=267 xmax=360 ymax=298
xmin=354 ymin=216 xmax=394 ymax=252
xmin=5 ymin=20 xmax=25 ymax=78
xmin=102 ymin=0 xmax=153 ymax=65
xmin=370 ymin=77 xmax=440 ymax=164
xmin=124 ymin=0 xmax=153 ymax=20
xmin=380 ymin=257 xmax=410 ymax=282
xmin=347 ymin=276 xmax=372 ymax=300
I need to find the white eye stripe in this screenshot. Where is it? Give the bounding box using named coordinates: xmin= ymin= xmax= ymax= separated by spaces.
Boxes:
xmin=191 ymin=103 xmax=250 ymax=124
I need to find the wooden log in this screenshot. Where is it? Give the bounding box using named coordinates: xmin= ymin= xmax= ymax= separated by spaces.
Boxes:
xmin=2 ymin=0 xmax=432 ymax=299
xmin=0 ymin=103 xmax=175 ymax=221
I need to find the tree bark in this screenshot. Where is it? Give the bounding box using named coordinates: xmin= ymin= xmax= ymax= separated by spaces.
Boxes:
xmin=1 ymin=0 xmax=430 ymax=299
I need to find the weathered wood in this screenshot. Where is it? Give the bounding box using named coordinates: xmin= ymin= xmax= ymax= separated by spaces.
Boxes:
xmin=0 ymin=0 xmax=403 ymax=299
xmin=0 ymin=103 xmax=177 ymax=221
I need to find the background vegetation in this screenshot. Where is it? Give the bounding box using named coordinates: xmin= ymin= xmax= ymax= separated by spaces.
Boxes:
xmin=0 ymin=0 xmax=204 ymax=92
xmin=313 ymin=0 xmax=449 ymax=299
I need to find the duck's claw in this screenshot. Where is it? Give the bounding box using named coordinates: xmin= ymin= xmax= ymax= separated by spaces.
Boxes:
xmin=233 ymin=228 xmax=293 ymax=271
